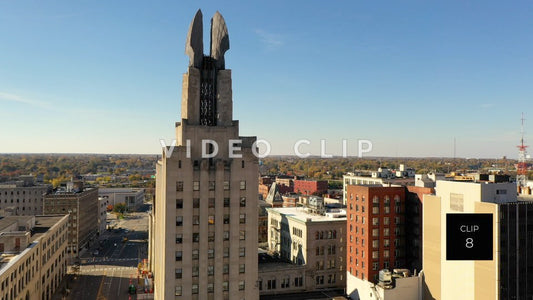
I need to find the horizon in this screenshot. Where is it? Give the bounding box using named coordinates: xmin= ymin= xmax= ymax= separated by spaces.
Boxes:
xmin=1 ymin=1 xmax=532 ymax=158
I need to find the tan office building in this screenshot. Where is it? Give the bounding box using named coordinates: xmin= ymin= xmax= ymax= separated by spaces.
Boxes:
xmin=43 ymin=183 xmax=98 ymax=256
xmin=0 ymin=215 xmax=68 ymax=300
xmin=423 ymin=177 xmax=533 ymax=300
xmin=151 ymin=10 xmax=259 ymax=300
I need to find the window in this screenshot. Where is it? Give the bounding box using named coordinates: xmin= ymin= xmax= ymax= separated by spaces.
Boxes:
xmin=208 ymin=248 xmax=214 ymax=258
xmin=207 ymin=283 xmax=214 ymax=293
xmin=223 ymin=247 xmax=229 ymax=257
xmin=223 ymin=264 xmax=229 ymax=274
xmin=239 ymin=214 xmax=246 ymax=224
xmin=176 ymin=182 xmax=183 ymax=191
xmin=208 ymin=215 xmax=215 ymax=225
xmin=176 ymin=234 xmax=183 ymax=244
xmin=209 ymin=181 xmax=215 ymax=190
xmin=384 ymin=239 xmax=390 ymax=248
xmin=224 ymin=214 xmax=230 ymax=224
xmin=373 ymin=262 xmax=379 ymax=271
xmin=223 ymin=281 xmax=229 ymax=291
xmin=175 ymin=286 xmax=182 ymax=296
xmin=395 ymin=217 xmax=401 ymax=225
xmin=192 ymin=284 xmax=198 ymax=294
xmin=294 ymin=276 xmax=303 ymax=287
xmin=281 ymin=277 xmax=290 ymax=288
xmin=192 ymin=266 xmax=199 ymax=277
xmin=176 ymin=216 xmax=183 ymax=226
xmin=240 ymin=181 xmax=246 ymax=190
xmin=384 ymin=217 xmax=389 ymax=225
xmin=384 ymin=250 xmax=390 ymax=258
xmin=384 ymin=228 xmax=390 ymax=237
xmin=175 ymin=268 xmax=182 ymax=279
xmin=193 ymin=215 xmax=200 ymax=225
xmin=208 ymin=198 xmax=215 ymax=208
xmin=224 ymin=181 xmax=230 ymax=190
xmin=193 ymin=181 xmax=200 ymax=191
xmin=223 ymin=231 xmax=230 ymax=241
xmin=192 ymin=249 xmax=199 ymax=260
xmin=223 ymin=198 xmax=230 ymax=207
xmin=372 ymin=251 xmax=379 ymax=259
xmin=208 ymin=265 xmax=214 ymax=276
xmin=372 ymin=240 xmax=379 ymax=248
xmin=208 ymin=232 xmax=215 ymax=242
xmin=193 ymin=233 xmax=199 ymax=243
xmin=372 ymin=229 xmax=379 ymax=237
xmin=240 ymin=230 xmax=246 ymax=240
xmin=267 ymin=279 xmax=276 ymax=290
xmin=239 ymin=264 xmax=245 ymax=273
xmin=240 ymin=197 xmax=246 ymax=207
xmin=239 ymin=247 xmax=245 ymax=257
xmin=372 ymin=217 xmax=379 ymax=226
xmin=176 ymin=199 xmax=183 ymax=209
xmin=175 ymin=251 xmax=182 ymax=261
xmin=193 ymin=198 xmax=200 ymax=208
xmin=372 ymin=207 xmax=379 ymax=214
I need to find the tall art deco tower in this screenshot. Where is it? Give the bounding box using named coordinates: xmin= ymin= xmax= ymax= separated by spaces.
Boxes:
xmin=151 ymin=9 xmax=259 ymax=300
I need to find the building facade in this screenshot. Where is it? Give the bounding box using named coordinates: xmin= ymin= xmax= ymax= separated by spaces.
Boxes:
xmin=423 ymin=178 xmax=532 ymax=300
xmin=43 ymin=183 xmax=98 ymax=256
xmin=0 ymin=176 xmax=50 ymax=216
xmin=293 ymin=180 xmax=328 ymax=196
xmin=98 ymin=188 xmax=144 ymax=211
xmin=346 ymin=185 xmax=406 ymax=288
xmin=0 ymin=215 xmax=69 ymax=300
xmin=267 ymin=206 xmax=346 ymax=293
xmin=151 ymin=10 xmax=259 ymax=299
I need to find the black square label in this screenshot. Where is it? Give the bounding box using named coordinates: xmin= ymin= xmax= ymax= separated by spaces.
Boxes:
xmin=446 ymin=213 xmax=493 ymax=260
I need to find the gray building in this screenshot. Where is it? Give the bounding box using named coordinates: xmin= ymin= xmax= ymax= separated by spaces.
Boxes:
xmin=0 ymin=175 xmax=50 ymax=216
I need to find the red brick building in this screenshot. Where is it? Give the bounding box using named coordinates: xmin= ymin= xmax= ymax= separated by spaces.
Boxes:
xmin=294 ymin=180 xmax=328 ymax=196
xmin=346 ymin=185 xmax=406 ymax=282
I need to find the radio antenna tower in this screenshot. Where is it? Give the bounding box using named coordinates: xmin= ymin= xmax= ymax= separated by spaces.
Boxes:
xmin=517 ymin=112 xmax=528 ymax=189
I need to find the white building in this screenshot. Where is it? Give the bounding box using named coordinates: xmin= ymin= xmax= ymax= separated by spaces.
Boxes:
xmin=266 ymin=206 xmax=346 ymax=294
xmin=98 ymin=188 xmax=144 ymax=211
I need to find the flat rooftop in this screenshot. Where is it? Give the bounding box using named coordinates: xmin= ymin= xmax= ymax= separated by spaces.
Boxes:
xmin=267 ymin=207 xmax=346 ymax=223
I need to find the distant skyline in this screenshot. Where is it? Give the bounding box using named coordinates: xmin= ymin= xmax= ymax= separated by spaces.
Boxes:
xmin=1 ymin=1 xmax=532 ymax=158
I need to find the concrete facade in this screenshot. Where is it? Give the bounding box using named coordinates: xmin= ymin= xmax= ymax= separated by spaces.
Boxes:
xmin=0 ymin=215 xmax=69 ymax=300
xmin=152 ymin=10 xmax=259 ymax=300
xmin=98 ymin=188 xmax=144 ymax=211
xmin=43 ymin=186 xmax=98 ymax=256
xmin=422 ymin=179 xmax=533 ymax=300
xmin=0 ymin=178 xmax=50 ymax=216
xmin=267 ymin=207 xmax=346 ymax=293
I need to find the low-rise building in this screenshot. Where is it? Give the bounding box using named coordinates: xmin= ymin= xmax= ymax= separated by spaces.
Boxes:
xmin=266 ymin=204 xmax=346 ymax=294
xmin=0 ymin=176 xmax=50 ymax=216
xmin=98 ymin=188 xmax=144 ymax=211
xmin=293 ymin=180 xmax=328 ymax=196
xmin=0 ymin=214 xmax=69 ymax=300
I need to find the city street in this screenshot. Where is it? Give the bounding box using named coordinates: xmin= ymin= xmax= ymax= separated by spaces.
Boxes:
xmin=54 ymin=206 xmax=150 ymax=300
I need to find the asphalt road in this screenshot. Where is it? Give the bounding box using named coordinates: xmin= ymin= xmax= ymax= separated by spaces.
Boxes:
xmin=54 ymin=207 xmax=150 ymax=300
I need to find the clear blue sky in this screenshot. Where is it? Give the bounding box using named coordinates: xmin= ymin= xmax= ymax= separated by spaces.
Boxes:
xmin=1 ymin=0 xmax=532 ymax=158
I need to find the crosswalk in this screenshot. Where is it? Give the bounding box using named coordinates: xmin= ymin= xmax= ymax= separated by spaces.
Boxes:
xmin=82 ymin=257 xmax=138 ymax=264
xmin=81 ymin=266 xmax=136 ymax=273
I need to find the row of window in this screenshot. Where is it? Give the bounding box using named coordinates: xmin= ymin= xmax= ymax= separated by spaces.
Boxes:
xmin=176 ymin=197 xmax=246 ymax=209
xmin=259 ymin=276 xmax=303 ymax=290
xmin=175 ymin=281 xmax=245 ymax=296
xmin=175 ymin=230 xmax=247 ymax=243
xmin=176 ymin=181 xmax=246 ymax=191
xmin=175 ymin=247 xmax=246 ymax=261
xmin=315 ymin=230 xmax=337 ymax=240
xmin=176 ymin=214 xmax=246 ymax=226
xmin=175 ymin=264 xmax=245 ymax=279
xmin=315 ymin=245 xmax=337 ymax=256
